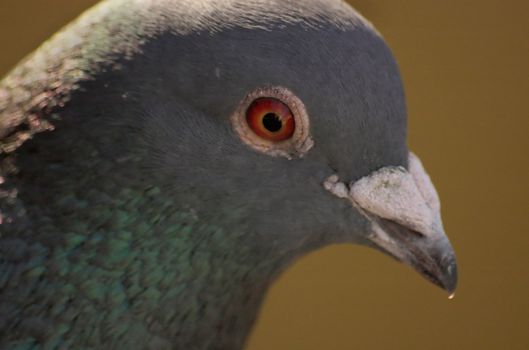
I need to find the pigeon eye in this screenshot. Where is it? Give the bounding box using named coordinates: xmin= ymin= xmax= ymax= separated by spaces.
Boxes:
xmin=231 ymin=86 xmax=314 ymax=158
xmin=246 ymin=98 xmax=295 ymax=141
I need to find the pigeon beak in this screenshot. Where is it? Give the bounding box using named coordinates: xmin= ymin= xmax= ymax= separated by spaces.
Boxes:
xmin=324 ymin=152 xmax=458 ymax=294
xmin=365 ymin=215 xmax=458 ymax=295
xmin=350 ymin=152 xmax=457 ymax=294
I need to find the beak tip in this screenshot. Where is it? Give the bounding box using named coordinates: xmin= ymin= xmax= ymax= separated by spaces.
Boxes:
xmin=425 ymin=250 xmax=457 ymax=295
xmin=441 ymin=258 xmax=458 ymax=295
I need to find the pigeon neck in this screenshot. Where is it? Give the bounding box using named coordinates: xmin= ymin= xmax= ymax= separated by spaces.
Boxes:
xmin=109 ymin=188 xmax=283 ymax=350
xmin=4 ymin=135 xmax=284 ymax=349
xmin=11 ymin=185 xmax=281 ymax=349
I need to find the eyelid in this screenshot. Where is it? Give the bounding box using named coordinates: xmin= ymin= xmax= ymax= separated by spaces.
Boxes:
xmin=230 ymin=86 xmax=314 ymax=159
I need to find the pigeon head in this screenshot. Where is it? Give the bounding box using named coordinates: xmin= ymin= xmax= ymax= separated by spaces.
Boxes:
xmin=120 ymin=0 xmax=457 ymax=292
xmin=0 ymin=0 xmax=457 ymax=348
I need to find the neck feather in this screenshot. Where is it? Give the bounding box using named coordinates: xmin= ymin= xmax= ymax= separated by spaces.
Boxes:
xmin=1 ymin=128 xmax=286 ymax=350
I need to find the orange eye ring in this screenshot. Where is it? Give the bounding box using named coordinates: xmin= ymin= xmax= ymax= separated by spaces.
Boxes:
xmin=246 ymin=98 xmax=295 ymax=141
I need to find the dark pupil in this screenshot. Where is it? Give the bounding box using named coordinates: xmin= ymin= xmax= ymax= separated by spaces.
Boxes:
xmin=262 ymin=113 xmax=283 ymax=132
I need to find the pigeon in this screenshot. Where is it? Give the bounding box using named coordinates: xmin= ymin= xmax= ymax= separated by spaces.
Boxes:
xmin=0 ymin=0 xmax=457 ymax=349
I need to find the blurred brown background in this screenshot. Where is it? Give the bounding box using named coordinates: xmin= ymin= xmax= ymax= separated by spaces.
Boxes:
xmin=1 ymin=1 xmax=527 ymax=349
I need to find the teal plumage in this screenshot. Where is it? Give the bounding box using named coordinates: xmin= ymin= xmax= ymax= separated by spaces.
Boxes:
xmin=1 ymin=112 xmax=279 ymax=348
xmin=1 ymin=142 xmax=280 ymax=348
